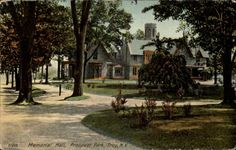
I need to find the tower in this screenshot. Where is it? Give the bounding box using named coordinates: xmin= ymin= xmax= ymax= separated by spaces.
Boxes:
xmin=144 ymin=23 xmax=157 ymax=40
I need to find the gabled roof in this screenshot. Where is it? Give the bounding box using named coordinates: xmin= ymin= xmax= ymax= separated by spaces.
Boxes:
xmin=192 ymin=46 xmax=209 ymax=58
xmin=169 ymin=43 xmax=209 ymax=58
xmin=201 ymin=50 xmax=209 ymax=58
xmin=168 ymin=43 xmax=194 ymax=57
xmin=104 ymin=44 xmax=118 ymax=53
xmin=128 ymin=39 xmax=156 ymax=55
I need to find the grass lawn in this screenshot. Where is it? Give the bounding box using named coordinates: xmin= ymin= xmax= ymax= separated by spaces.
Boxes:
xmin=50 ymin=82 xmax=224 ymax=100
xmin=51 ymin=82 xmax=142 ymax=98
xmin=83 ymin=82 xmax=140 ymax=97
xmin=82 ymin=104 xmax=236 ymax=149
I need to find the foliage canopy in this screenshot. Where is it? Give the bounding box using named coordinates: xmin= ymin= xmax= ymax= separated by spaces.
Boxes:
xmin=139 ymin=50 xmax=194 ymax=92
xmin=143 ymin=0 xmax=236 ymax=104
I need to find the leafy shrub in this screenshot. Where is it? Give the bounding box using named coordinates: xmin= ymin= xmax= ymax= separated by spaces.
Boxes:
xmin=91 ymin=84 xmax=95 ymax=88
xmin=176 ymin=87 xmax=185 ymax=99
xmin=130 ymin=105 xmax=150 ymax=128
xmin=145 ymin=98 xmax=157 ymax=114
xmin=111 ymin=89 xmax=127 ymax=113
xmin=162 ymin=100 xmax=177 ymax=119
xmin=129 ymin=98 xmax=157 ymax=128
xmin=182 ymin=102 xmax=192 ymax=117
xmin=87 ymin=84 xmax=91 ymax=88
xmin=102 ymin=78 xmax=105 ymax=83
xmin=139 ymin=51 xmax=195 ymax=93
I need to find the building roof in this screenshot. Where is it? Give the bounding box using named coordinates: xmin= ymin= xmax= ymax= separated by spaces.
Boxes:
xmin=127 ymin=39 xmax=209 ymax=58
xmin=169 ymin=43 xmax=209 ymax=58
xmin=104 ymin=44 xmax=118 ymax=53
xmin=192 ymin=46 xmax=209 ymax=58
xmin=128 ymin=39 xmax=156 ymax=55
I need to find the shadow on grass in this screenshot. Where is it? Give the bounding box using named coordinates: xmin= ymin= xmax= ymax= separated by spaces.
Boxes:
xmin=82 ymin=105 xmax=236 ymax=149
xmin=63 ymin=95 xmax=90 ymax=101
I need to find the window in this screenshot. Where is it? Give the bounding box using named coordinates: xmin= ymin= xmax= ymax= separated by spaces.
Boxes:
xmin=115 ymin=67 xmax=123 ymax=76
xmin=133 ymin=66 xmax=137 ymax=75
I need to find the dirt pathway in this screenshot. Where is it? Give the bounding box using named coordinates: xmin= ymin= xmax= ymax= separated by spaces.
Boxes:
xmin=0 ymin=76 xmax=221 ymax=150
xmin=0 ymin=83 xmax=142 ymax=150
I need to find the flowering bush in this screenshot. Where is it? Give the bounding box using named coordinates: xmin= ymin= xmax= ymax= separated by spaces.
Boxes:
xmin=162 ymin=100 xmax=177 ymax=119
xmin=111 ymin=89 xmax=127 ymax=113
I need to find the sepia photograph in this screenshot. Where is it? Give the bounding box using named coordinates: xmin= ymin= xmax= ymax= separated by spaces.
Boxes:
xmin=0 ymin=0 xmax=236 ymax=149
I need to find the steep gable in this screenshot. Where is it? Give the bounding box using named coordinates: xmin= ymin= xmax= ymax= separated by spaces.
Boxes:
xmin=170 ymin=42 xmax=194 ymax=58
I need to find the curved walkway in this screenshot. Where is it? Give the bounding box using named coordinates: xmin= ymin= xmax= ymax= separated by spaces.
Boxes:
xmin=0 ymin=79 xmax=221 ymax=150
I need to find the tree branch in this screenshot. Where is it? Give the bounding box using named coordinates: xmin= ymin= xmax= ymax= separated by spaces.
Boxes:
xmin=8 ymin=1 xmax=22 ymax=36
xmin=71 ymin=0 xmax=79 ymax=39
xmin=231 ymin=50 xmax=236 ymax=65
xmin=80 ymin=0 xmax=92 ymax=33
xmin=85 ymin=43 xmax=101 ymax=63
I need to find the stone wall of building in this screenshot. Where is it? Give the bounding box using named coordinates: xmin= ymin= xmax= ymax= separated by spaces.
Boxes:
xmin=145 ymin=23 xmax=157 ymax=40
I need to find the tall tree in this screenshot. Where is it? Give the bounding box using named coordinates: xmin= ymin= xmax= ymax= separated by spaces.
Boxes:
xmin=139 ymin=34 xmax=194 ymax=91
xmin=139 ymin=51 xmax=194 ymax=92
xmin=176 ymin=20 xmax=223 ymax=85
xmin=49 ymin=5 xmax=73 ymax=80
xmin=1 ymin=1 xmax=72 ymax=104
xmin=2 ymin=1 xmax=37 ymax=104
xmin=83 ymin=0 xmax=132 ymax=82
xmin=143 ymin=0 xmax=236 ymax=105
xmin=0 ymin=15 xmax=20 ymax=72
xmin=134 ymin=29 xmax=144 ymax=40
xmin=70 ymin=0 xmax=91 ymax=96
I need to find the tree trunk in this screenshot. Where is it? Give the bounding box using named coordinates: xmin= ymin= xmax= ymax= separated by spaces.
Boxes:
xmin=16 ymin=73 xmax=20 ymax=91
xmin=45 ymin=63 xmax=49 ymax=84
xmin=11 ymin=67 xmax=14 ymax=89
xmin=15 ymin=66 xmax=19 ymax=91
xmin=83 ymin=52 xmax=87 ymax=83
xmin=10 ymin=2 xmax=38 ymax=105
xmin=222 ymin=38 xmax=234 ymax=105
xmin=57 ymin=54 xmax=61 ymax=79
xmin=213 ymin=55 xmax=217 ymax=84
xmin=61 ymin=59 xmax=65 ymax=80
xmin=6 ymin=71 xmax=9 ymax=85
xmin=71 ymin=0 xmax=91 ymax=96
xmin=83 ymin=44 xmax=101 ymax=83
xmin=41 ymin=65 xmax=44 ymax=83
xmin=13 ymin=40 xmax=35 ymax=104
